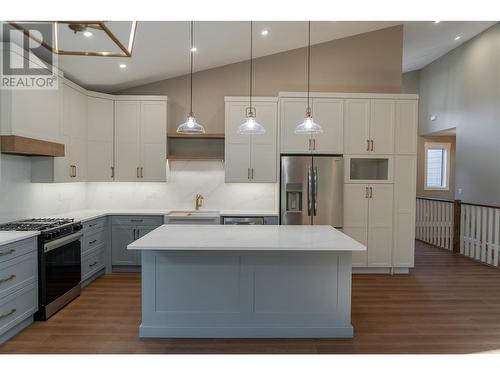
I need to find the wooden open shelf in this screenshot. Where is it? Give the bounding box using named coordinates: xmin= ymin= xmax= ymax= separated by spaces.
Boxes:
xmin=167 ymin=133 xmax=224 ymax=139
xmin=0 ymin=135 xmax=65 ymax=157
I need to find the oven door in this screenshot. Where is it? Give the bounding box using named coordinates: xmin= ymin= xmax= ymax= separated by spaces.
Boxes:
xmin=43 ymin=232 xmax=82 ymax=308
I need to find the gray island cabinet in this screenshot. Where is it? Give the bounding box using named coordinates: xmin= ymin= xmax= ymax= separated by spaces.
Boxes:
xmin=128 ymin=224 xmax=366 ymax=338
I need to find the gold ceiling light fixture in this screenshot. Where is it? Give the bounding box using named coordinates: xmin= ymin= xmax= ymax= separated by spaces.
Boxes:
xmin=8 ymin=21 xmax=137 ymax=57
xmin=295 ymin=21 xmax=323 ymax=135
xmin=176 ymin=21 xmax=205 ymax=134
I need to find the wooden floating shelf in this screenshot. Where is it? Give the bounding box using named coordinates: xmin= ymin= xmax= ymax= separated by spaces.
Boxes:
xmin=0 ymin=135 xmax=65 ymax=157
xmin=167 ymin=133 xmax=225 ymax=139
xmin=167 ymin=155 xmax=224 ymax=161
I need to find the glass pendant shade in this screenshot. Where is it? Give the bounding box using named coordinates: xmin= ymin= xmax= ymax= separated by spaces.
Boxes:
xmin=294 ymin=113 xmax=323 ymax=134
xmin=237 ymin=114 xmax=265 ymax=135
xmin=176 ymin=114 xmax=205 ymax=134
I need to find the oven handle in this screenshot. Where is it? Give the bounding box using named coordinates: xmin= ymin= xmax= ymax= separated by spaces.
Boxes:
xmin=44 ymin=232 xmax=82 ymax=253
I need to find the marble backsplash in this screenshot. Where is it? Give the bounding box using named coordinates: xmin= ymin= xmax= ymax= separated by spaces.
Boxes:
xmin=86 ymin=161 xmax=277 ymax=211
xmin=0 ymin=157 xmax=277 ymax=223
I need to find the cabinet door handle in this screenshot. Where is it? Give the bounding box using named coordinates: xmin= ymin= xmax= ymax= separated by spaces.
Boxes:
xmin=366 ymin=140 xmax=370 ymax=151
xmin=0 ymin=309 xmax=16 ymax=320
xmin=136 ymin=167 xmax=140 ymax=178
xmin=89 ymin=239 xmax=97 ymax=245
xmin=0 ymin=249 xmax=15 ymax=257
xmin=111 ymin=166 xmax=115 ymax=179
xmin=251 ymin=168 xmax=254 ymax=180
xmin=0 ymin=274 xmax=16 ymax=284
xmin=370 ymin=140 xmax=374 ymax=151
xmin=369 ymin=187 xmax=373 ymax=198
xmin=88 ymin=223 xmax=96 ymax=228
xmin=247 ymin=167 xmax=250 ymax=180
xmin=313 ymin=138 xmax=316 ymax=151
xmin=74 ymin=165 xmax=77 ymax=177
xmin=140 ymin=167 xmax=144 ymax=178
xmin=89 ymin=261 xmax=98 ymax=268
xmin=365 ymin=187 xmax=369 ymax=198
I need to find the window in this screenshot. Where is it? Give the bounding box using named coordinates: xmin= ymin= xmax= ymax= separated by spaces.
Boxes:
xmin=424 ymin=142 xmax=450 ymax=190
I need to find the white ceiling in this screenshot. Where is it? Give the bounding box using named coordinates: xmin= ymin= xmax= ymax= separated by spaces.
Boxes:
xmin=2 ymin=21 xmax=496 ymax=92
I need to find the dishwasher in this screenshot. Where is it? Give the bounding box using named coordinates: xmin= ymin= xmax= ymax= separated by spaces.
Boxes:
xmin=222 ymin=216 xmax=278 ymax=225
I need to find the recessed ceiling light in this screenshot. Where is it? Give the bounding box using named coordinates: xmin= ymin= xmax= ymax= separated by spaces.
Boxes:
xmin=190 ymin=47 xmax=197 ymax=52
xmin=434 ymin=21 xmax=441 ymax=24
xmin=261 ymin=29 xmax=269 ymax=36
xmin=83 ymin=31 xmax=93 ymax=37
xmin=119 ymin=63 xmax=127 ymax=69
xmin=455 ymin=35 xmax=461 ymax=40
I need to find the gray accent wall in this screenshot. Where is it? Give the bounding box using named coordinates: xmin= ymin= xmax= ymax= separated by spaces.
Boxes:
xmin=418 ymin=23 xmax=500 ymax=206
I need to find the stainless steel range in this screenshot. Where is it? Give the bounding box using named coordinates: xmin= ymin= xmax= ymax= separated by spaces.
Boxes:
xmin=0 ymin=218 xmax=83 ymax=320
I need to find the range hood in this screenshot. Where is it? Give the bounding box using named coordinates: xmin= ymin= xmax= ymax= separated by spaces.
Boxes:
xmin=0 ymin=135 xmax=65 ymax=157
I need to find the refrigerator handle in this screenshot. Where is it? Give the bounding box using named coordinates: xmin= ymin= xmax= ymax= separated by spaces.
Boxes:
xmin=307 ymin=166 xmax=312 ymax=217
xmin=313 ymin=166 xmax=318 ymax=216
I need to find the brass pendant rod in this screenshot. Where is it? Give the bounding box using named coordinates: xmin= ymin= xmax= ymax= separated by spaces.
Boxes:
xmin=190 ymin=21 xmax=194 ymax=116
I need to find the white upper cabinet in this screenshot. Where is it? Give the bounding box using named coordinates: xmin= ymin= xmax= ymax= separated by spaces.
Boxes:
xmin=114 ymin=100 xmax=142 ymax=182
xmin=395 ymin=100 xmax=418 ymax=155
xmin=280 ymin=97 xmax=343 ymax=154
xmin=311 ymin=98 xmax=344 ymax=154
xmin=344 ymin=99 xmax=370 ymax=154
xmin=139 ymin=101 xmax=167 ymax=182
xmin=31 ymin=81 xmax=87 ymax=183
xmin=344 ymin=99 xmax=394 ymax=155
xmin=87 ymin=94 xmax=114 ymax=182
xmin=225 ymin=98 xmax=278 ymax=183
xmin=114 ymin=98 xmax=167 ymax=182
xmin=280 ymin=98 xmax=310 ymax=153
xmin=0 ymin=43 xmax=63 ymax=143
xmin=370 ymin=100 xmax=395 ymax=154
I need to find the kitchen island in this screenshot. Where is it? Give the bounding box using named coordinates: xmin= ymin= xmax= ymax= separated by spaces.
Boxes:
xmin=128 ymin=224 xmax=365 ymax=338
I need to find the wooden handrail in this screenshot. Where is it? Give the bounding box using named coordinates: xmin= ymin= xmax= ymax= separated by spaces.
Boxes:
xmin=416 ymin=196 xmax=454 ymax=204
xmin=461 ymin=202 xmax=500 ymax=210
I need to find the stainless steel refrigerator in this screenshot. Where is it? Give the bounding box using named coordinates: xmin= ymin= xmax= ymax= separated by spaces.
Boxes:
xmin=280 ymin=155 xmax=343 ymax=227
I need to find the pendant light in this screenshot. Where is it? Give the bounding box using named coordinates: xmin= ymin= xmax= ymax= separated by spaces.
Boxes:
xmin=295 ymin=21 xmax=323 ymax=134
xmin=237 ymin=21 xmax=265 ymax=135
xmin=177 ymin=21 xmax=205 ymax=134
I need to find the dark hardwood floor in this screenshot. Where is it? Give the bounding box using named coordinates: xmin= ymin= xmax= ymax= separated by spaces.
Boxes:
xmin=2 ymin=241 xmax=500 ymax=354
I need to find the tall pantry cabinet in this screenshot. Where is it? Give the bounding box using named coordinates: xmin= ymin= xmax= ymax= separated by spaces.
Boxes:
xmin=279 ymin=92 xmax=418 ymax=272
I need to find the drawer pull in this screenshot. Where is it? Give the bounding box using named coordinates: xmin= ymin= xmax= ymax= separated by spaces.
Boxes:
xmin=130 ymin=219 xmax=143 ymax=223
xmin=0 ymin=274 xmax=16 ymax=284
xmin=0 ymin=308 xmax=16 ymax=320
xmin=89 ymin=240 xmax=97 ymax=245
xmin=88 ymin=224 xmax=96 ymax=228
xmin=89 ymin=261 xmax=98 ymax=268
xmin=0 ymin=249 xmax=15 ymax=257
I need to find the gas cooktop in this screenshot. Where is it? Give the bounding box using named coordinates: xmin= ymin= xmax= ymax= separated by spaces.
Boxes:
xmin=0 ymin=218 xmax=75 ymax=232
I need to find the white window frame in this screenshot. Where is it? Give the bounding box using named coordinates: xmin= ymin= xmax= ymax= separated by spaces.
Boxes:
xmin=424 ymin=142 xmax=451 ymax=191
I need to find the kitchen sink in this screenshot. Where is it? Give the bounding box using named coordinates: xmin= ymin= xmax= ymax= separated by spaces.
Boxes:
xmin=164 ymin=210 xmax=221 ymax=224
xmin=166 ymin=210 xmax=220 ymax=217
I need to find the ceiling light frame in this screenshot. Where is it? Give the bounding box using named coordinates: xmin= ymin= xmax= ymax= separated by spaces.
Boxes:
xmin=8 ymin=21 xmax=137 ymax=57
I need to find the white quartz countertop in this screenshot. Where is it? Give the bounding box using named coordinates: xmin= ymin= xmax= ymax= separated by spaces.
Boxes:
xmin=0 ymin=231 xmax=39 ymax=246
xmin=47 ymin=209 xmax=278 ymax=223
xmin=127 ymin=224 xmax=366 ymax=252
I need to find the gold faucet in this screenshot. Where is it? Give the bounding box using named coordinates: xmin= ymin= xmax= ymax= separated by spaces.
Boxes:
xmin=195 ymin=193 xmax=204 ymax=210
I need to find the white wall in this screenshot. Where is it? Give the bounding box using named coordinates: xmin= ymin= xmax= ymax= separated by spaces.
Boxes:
xmin=0 ymin=154 xmax=87 ymax=222
xmin=86 ymin=161 xmax=276 ymax=211
xmin=417 ymin=23 xmax=500 ymax=206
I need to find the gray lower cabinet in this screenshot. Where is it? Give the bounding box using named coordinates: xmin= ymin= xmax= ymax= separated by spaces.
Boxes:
xmin=0 ymin=236 xmax=38 ymax=344
xmin=111 ymin=216 xmax=162 ymax=267
xmin=111 ymin=225 xmax=138 ymax=265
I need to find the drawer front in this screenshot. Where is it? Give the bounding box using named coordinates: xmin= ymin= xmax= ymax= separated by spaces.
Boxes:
xmin=82 ymin=246 xmax=105 ymax=281
xmin=111 ymin=216 xmax=163 ymax=227
xmin=0 ymin=237 xmax=38 ymax=264
xmin=0 ymin=252 xmax=37 ymax=299
xmin=82 ymin=217 xmax=107 ymax=234
xmin=0 ymin=284 xmax=37 ymax=336
xmin=165 ymin=216 xmax=220 ymax=225
xmin=81 ymin=229 xmax=106 ymax=256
